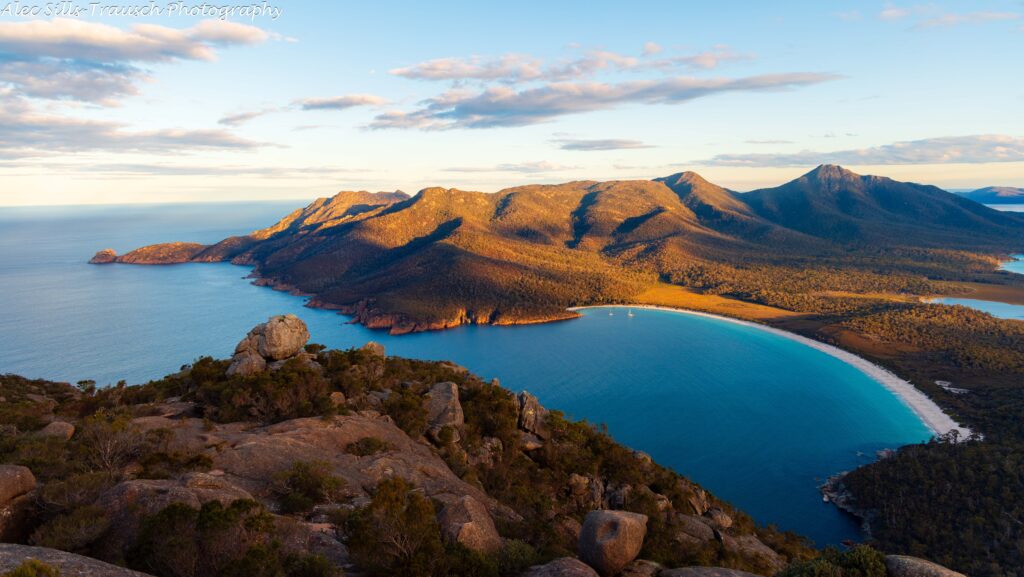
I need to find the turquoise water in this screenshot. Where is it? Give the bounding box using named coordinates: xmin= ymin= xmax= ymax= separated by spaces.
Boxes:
xmin=0 ymin=203 xmax=934 ymax=546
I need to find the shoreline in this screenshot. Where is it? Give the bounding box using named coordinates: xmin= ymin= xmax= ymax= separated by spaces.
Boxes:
xmin=570 ymin=304 xmax=972 ymax=439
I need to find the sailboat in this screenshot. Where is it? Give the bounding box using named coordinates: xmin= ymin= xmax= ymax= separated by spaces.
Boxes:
xmin=627 ymin=309 xmax=635 ymax=317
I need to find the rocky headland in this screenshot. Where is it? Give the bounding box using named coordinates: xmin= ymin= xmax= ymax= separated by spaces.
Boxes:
xmin=0 ymin=315 xmax=967 ymax=577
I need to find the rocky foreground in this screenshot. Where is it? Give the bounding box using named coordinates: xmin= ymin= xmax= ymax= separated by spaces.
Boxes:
xmin=0 ymin=315 xmax=964 ymax=577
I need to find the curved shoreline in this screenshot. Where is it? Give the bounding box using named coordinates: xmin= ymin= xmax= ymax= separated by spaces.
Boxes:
xmin=570 ymin=304 xmax=971 ymax=439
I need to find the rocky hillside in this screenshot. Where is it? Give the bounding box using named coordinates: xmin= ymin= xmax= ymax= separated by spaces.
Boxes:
xmin=0 ymin=316 xmax=964 ymax=577
xmin=91 ymin=166 xmax=1024 ymax=333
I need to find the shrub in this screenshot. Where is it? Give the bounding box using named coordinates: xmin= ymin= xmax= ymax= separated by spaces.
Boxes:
xmin=30 ymin=505 xmax=111 ymax=552
xmin=494 ymin=540 xmax=542 ymax=577
xmin=443 ymin=542 xmax=498 ymax=577
xmin=345 ymin=477 xmax=445 ymax=577
xmin=777 ymin=546 xmax=886 ymax=577
xmin=271 ymin=460 xmax=346 ymax=514
xmin=344 ymin=437 xmax=392 ymax=457
xmin=382 ymin=388 xmax=428 ymax=437
xmin=2 ymin=560 xmax=60 ymax=577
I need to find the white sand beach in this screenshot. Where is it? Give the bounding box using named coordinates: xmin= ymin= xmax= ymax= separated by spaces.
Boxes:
xmin=570 ymin=304 xmax=972 ymax=439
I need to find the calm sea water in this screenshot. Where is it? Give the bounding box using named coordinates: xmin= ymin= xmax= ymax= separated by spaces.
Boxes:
xmin=0 ymin=203 xmax=934 ymax=546
xmin=930 ymin=254 xmax=1024 ymax=320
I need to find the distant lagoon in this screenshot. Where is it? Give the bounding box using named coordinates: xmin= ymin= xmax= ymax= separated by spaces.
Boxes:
xmin=929 ymin=254 xmax=1024 ymax=320
xmin=0 ymin=203 xmax=938 ymax=546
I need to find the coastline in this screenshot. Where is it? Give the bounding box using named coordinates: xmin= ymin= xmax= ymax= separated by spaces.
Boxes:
xmin=570 ymin=304 xmax=971 ymax=439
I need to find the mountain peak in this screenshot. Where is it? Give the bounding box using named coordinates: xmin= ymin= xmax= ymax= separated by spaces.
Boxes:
xmin=656 ymin=171 xmax=712 ymax=186
xmin=805 ymin=164 xmax=861 ymax=181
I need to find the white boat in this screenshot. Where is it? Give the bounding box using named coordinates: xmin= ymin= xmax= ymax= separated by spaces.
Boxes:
xmin=627 ymin=309 xmax=635 ymax=317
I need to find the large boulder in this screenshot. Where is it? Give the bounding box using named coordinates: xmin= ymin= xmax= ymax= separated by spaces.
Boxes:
xmin=578 ymin=510 xmax=648 ymax=577
xmin=0 ymin=543 xmax=154 ymax=576
xmin=522 ymin=557 xmax=600 ymax=577
xmin=0 ymin=465 xmax=35 ymax=506
xmin=426 ymin=381 xmax=464 ymax=442
xmin=436 ymin=495 xmax=502 ymax=553
xmin=672 ymin=514 xmax=715 ymax=546
xmin=37 ymin=420 xmax=75 ymax=440
xmin=227 ymin=315 xmax=311 ymax=376
xmin=0 ymin=465 xmax=35 ymax=542
xmin=885 ymin=555 xmax=967 ymax=577
xmin=661 ymin=569 xmax=761 ymax=577
xmin=517 ymin=391 xmax=550 ymax=439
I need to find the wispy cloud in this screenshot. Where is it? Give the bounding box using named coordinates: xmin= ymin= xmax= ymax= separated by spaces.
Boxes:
xmin=369 ymin=73 xmax=840 ymax=130
xmin=0 ymin=96 xmax=264 ymax=159
xmin=697 ymin=135 xmax=1024 ymax=167
xmin=745 ymin=139 xmax=794 ymax=145
xmin=218 ymin=107 xmax=280 ymax=126
xmin=444 ymin=161 xmax=578 ymax=173
xmin=554 ymin=138 xmax=654 ymax=151
xmin=877 ymin=5 xmax=1020 ymax=28
xmin=295 ymin=94 xmax=388 ymax=110
xmin=217 ymin=94 xmax=388 ymax=126
xmin=879 ymin=5 xmax=911 ymax=21
xmin=390 ymin=45 xmax=751 ymax=84
xmin=0 ymin=18 xmax=270 ymax=103
xmin=916 ymin=11 xmax=1019 ymax=28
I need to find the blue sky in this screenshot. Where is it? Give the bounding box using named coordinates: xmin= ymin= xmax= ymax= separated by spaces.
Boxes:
xmin=1 ymin=0 xmax=1022 ymax=205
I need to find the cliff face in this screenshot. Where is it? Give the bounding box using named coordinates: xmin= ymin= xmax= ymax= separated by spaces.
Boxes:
xmin=90 ymin=168 xmax=1024 ymax=333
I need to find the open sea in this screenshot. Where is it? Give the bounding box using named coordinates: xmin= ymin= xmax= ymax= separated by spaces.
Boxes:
xmin=0 ymin=202 xmax=938 ymax=546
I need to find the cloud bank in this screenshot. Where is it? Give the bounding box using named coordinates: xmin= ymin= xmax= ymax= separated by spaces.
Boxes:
xmin=0 ymin=18 xmax=270 ymax=103
xmin=698 ymin=135 xmax=1024 ymax=167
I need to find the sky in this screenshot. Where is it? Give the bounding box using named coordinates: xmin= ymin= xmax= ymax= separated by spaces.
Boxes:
xmin=1 ymin=0 xmax=1023 ymax=206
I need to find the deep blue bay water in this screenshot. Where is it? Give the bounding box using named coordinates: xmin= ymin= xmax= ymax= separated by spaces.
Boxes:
xmin=0 ymin=203 xmax=936 ymax=546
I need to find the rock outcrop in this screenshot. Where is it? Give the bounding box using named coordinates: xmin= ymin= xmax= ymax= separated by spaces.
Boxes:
xmin=426 ymin=381 xmax=465 ymax=442
xmin=885 ymin=555 xmax=967 ymax=577
xmin=227 ymin=314 xmax=312 ymax=376
xmin=88 ymin=248 xmax=118 ymax=264
xmin=578 ymin=510 xmax=648 ymax=577
xmin=523 ymin=557 xmax=601 ymax=577
xmin=0 ymin=544 xmax=155 ymax=576
xmin=517 ymin=391 xmax=550 ymax=439
xmin=436 ymin=494 xmax=502 ymax=553
xmin=96 ymin=473 xmax=255 ymax=553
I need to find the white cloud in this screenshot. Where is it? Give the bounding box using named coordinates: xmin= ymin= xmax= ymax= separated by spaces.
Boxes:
xmin=642 ymin=41 xmax=663 ymax=56
xmin=697 ymin=135 xmax=1024 ymax=167
xmin=295 ymin=94 xmax=388 ymax=110
xmin=369 ymin=73 xmax=840 ymax=130
xmin=390 ymin=45 xmax=751 ymax=84
xmin=0 ymin=18 xmax=271 ymax=103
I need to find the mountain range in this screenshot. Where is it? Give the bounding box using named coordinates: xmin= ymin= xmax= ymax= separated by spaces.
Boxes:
xmin=93 ymin=165 xmax=1024 ymax=333
xmin=957 ymin=186 xmax=1024 ymax=204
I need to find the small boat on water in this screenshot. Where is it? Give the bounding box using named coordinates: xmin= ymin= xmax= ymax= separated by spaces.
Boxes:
xmin=627 ymin=309 xmax=635 ymax=317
